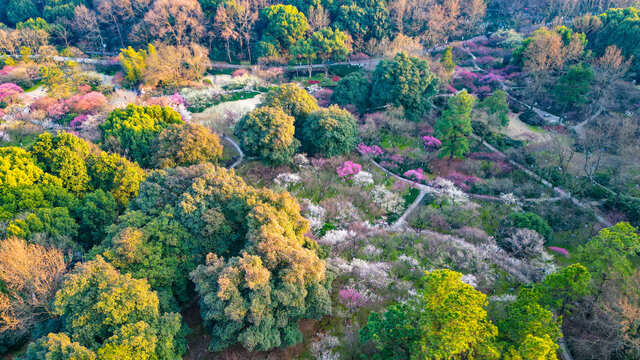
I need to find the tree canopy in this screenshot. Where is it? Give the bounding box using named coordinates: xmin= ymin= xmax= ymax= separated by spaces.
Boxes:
xmin=301 ymin=105 xmax=359 ymax=157
xmin=435 ymin=90 xmax=475 ymax=159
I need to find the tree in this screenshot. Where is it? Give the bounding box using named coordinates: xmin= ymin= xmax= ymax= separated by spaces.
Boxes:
xmin=5 ymin=0 xmax=39 ymax=25
xmin=435 ymin=90 xmax=475 ymax=159
xmin=336 ymin=0 xmax=391 ymax=48
xmin=235 ymin=107 xmax=299 ymax=165
xmin=75 ymin=190 xmax=118 ymax=249
xmin=503 ymin=211 xmax=553 ymax=240
xmin=0 ymin=147 xmax=58 ymax=189
xmin=260 ymin=83 xmax=319 ymax=128
xmin=441 ymin=46 xmax=456 ymax=73
xmin=480 ymin=90 xmax=509 ymax=134
xmin=152 ymin=123 xmax=223 ymax=169
xmin=310 ymin=27 xmax=351 ymax=75
xmin=100 ymin=104 xmax=184 ymax=167
xmin=18 ymin=333 xmax=95 ymax=360
xmin=259 ymin=4 xmax=308 ymax=55
xmin=371 ymin=51 xmax=439 ymax=120
xmin=361 ymin=269 xmax=499 ymax=359
xmin=331 ymin=71 xmax=371 ymax=112
xmin=140 ymin=0 xmax=205 ymax=46
xmin=118 ymin=45 xmax=152 ymax=86
xmin=577 ymin=222 xmax=640 ymax=303
xmin=21 ymin=257 xmax=186 ymax=359
xmin=0 ymin=238 xmax=67 ymax=337
xmin=301 ymin=105 xmax=359 ymax=157
xmin=498 ymin=228 xmax=545 ymax=259
xmin=290 ymin=37 xmax=316 ymax=77
xmin=30 ymin=132 xmax=92 ymax=195
xmin=145 ymin=43 xmax=209 ymax=88
xmin=536 ymin=263 xmax=591 ymax=317
xmin=554 ymin=63 xmax=594 ymax=107
xmin=497 ymin=289 xmax=561 ymax=358
xmin=86 ymin=151 xmax=146 ymax=209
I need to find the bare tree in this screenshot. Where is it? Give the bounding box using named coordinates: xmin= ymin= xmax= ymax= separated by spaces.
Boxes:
xmin=0 ymin=238 xmax=67 ymax=334
xmin=73 ymin=5 xmax=104 ymax=52
xmin=308 ymin=5 xmax=330 ymax=32
xmin=141 ymin=0 xmax=205 ymax=46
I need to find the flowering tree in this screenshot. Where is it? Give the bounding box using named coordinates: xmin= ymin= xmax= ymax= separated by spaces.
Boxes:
xmin=357 ymin=143 xmax=384 ymax=157
xmin=404 ymin=168 xmax=426 ymax=182
xmin=0 ymin=83 xmax=23 ymax=104
xmin=338 ymin=288 xmax=366 ymax=309
xmin=337 ymin=161 xmax=362 ymax=179
xmin=422 ymin=136 xmax=442 ymax=149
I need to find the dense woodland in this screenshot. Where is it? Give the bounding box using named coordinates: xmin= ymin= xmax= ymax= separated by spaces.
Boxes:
xmin=1 ymin=0 xmax=640 ymax=359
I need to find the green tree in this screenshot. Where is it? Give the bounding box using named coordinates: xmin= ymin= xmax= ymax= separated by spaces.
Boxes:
xmin=260 ymin=83 xmax=319 ymax=129
xmin=302 ymin=105 xmax=359 ymax=157
xmin=0 ymin=147 xmax=59 ymax=189
xmin=577 ymin=222 xmax=640 ymax=302
xmin=21 ymin=257 xmax=187 ymax=359
xmin=441 ymin=46 xmax=456 ymax=73
xmin=361 ymin=269 xmax=499 ymax=359
xmin=100 ymin=104 xmax=184 ymax=167
xmin=336 ymin=0 xmax=391 ymax=45
xmin=5 ymin=0 xmax=39 ymax=25
xmin=310 ymin=27 xmax=351 ymax=75
xmin=7 ymin=206 xmax=78 ymax=248
xmin=504 ymin=334 xmax=559 ymax=360
xmin=481 ymin=90 xmax=510 ymax=134
xmin=151 ymin=123 xmax=223 ymax=169
xmin=290 ymin=37 xmax=316 ymax=78
xmin=16 ymin=17 xmax=51 ymax=32
xmin=504 ymin=211 xmax=553 ymax=240
xmin=235 ymin=107 xmax=299 ymax=165
xmin=43 ymin=0 xmax=84 ymax=21
xmin=371 ymin=52 xmax=439 ymax=120
xmin=554 ymin=63 xmax=594 ymax=107
xmin=260 ymin=4 xmax=308 ymax=54
xmin=118 ymin=45 xmax=153 ymax=86
xmin=30 ymin=132 xmax=92 ymax=195
xmin=435 ymin=90 xmax=475 ymax=159
xmin=535 ymin=263 xmax=591 ymax=316
xmin=20 ymin=333 xmax=96 ymax=360
xmin=498 ymin=288 xmax=562 ymax=345
xmin=75 ymin=189 xmax=118 ymax=249
xmin=331 ymin=71 xmax=371 ymax=112
xmin=86 ymin=152 xmax=146 ymax=209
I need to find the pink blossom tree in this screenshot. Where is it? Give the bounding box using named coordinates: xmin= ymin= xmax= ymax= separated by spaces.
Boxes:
xmin=0 ymin=83 xmax=23 ymax=104
xmin=337 ymin=161 xmax=362 ymax=179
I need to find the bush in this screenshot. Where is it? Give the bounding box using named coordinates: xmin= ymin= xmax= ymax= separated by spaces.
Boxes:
xmin=604 ymin=195 xmax=640 ymax=226
xmin=519 ymin=110 xmax=545 ymax=126
xmin=503 ymin=212 xmax=553 ymax=240
xmin=331 ymin=71 xmax=371 ymax=112
xmin=301 ymin=105 xmax=359 ymax=157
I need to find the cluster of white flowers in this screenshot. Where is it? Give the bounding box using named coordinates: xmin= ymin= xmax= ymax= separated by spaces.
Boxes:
xmin=352 ymin=171 xmax=374 ymax=186
xmin=306 ymin=84 xmax=322 ymax=95
xmin=328 ymin=257 xmax=392 ymax=289
xmin=319 ymin=229 xmax=354 ymax=247
xmin=274 ymin=172 xmax=301 ymax=188
xmin=303 ymin=201 xmax=326 ymax=231
xmin=230 ymin=74 xmax=266 ymax=90
xmin=309 ymin=333 xmax=340 ymax=360
xmin=489 ymin=294 xmax=517 ymax=302
xmin=333 ymin=201 xmax=361 ymax=228
xmin=0 ymin=131 xmax=10 ymax=141
xmin=180 ymin=87 xmax=221 ymax=109
xmin=371 ymin=185 xmax=404 ymax=214
xmin=500 ymin=192 xmax=523 ymax=211
xmin=396 ymin=254 xmax=420 ymax=267
xmin=175 ymin=104 xmax=192 ymax=122
xmin=364 ymin=244 xmax=383 ymax=258
xmin=293 ymin=153 xmax=310 ymax=168
xmin=431 ymin=178 xmax=469 ymax=205
xmin=460 ymin=273 xmax=478 ymax=288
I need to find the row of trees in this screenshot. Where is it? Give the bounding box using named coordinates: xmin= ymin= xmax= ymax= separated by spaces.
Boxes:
xmin=0 ymin=0 xmax=487 ymax=62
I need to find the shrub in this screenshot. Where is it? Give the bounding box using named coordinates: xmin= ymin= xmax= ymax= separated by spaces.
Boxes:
xmin=503 ymin=212 xmax=553 ymax=240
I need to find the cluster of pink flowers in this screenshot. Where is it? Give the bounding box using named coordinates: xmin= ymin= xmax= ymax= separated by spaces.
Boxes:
xmin=349 ymin=52 xmax=370 ymax=61
xmin=169 ymin=92 xmax=188 ymax=107
xmin=0 ymin=83 xmax=23 ymax=103
xmin=0 ymin=66 xmax=16 ymax=76
xmin=307 ymin=80 xmax=321 ymax=85
xmin=357 ymin=143 xmax=384 ymax=156
xmin=445 ymin=171 xmax=484 ymax=191
xmin=338 ymin=288 xmax=366 ymax=309
xmin=331 ymin=76 xmax=340 ymax=82
xmin=479 ymin=73 xmax=504 ymax=84
xmin=337 ymin=161 xmax=362 ymax=179
xmin=423 ymin=136 xmax=442 ymax=148
xmin=549 ymin=246 xmax=570 ymax=258
xmin=232 ymin=68 xmax=249 ymax=77
xmin=404 ymin=168 xmax=426 ymax=182
xmin=66 ymin=91 xmax=108 ymax=114
xmin=69 ymin=114 xmax=89 ymax=129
